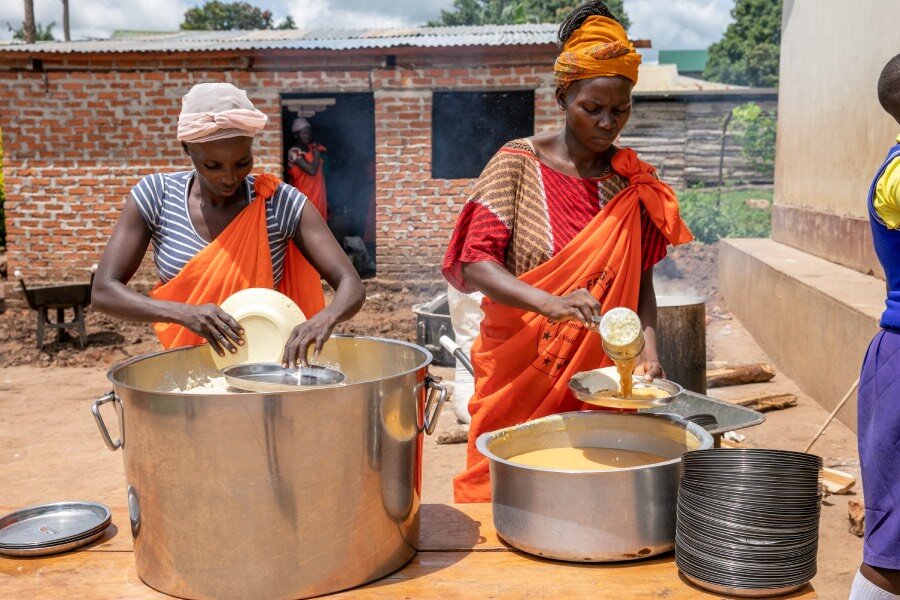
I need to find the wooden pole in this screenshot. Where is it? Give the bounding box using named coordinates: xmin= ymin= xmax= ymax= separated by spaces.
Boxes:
xmin=23 ymin=0 xmax=36 ymax=44
xmin=61 ymin=0 xmax=70 ymax=42
xmin=803 ymin=378 xmax=859 ymax=453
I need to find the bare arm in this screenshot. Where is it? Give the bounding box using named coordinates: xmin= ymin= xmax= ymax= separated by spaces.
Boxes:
xmin=292 ymin=147 xmax=321 ymax=175
xmin=282 ymin=201 xmax=365 ymax=366
xmin=634 ymin=266 xmax=664 ymax=380
xmin=461 ymin=260 xmax=600 ymax=323
xmin=91 ymin=197 xmax=243 ymax=356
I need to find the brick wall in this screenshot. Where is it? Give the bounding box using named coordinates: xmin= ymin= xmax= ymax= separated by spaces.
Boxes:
xmin=0 ymin=50 xmax=561 ymax=288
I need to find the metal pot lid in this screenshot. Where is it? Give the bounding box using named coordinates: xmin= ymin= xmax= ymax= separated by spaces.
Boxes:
xmin=0 ymin=502 xmax=111 ymax=548
xmin=222 ymin=363 xmax=347 ymax=393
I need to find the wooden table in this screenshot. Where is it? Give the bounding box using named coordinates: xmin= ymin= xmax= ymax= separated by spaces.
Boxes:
xmin=0 ymin=502 xmax=816 ymax=599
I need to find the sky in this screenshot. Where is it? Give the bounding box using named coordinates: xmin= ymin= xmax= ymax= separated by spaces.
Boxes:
xmin=0 ymin=0 xmax=736 ymax=59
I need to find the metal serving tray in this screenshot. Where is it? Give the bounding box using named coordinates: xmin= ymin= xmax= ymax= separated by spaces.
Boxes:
xmin=644 ymin=390 xmax=765 ymax=442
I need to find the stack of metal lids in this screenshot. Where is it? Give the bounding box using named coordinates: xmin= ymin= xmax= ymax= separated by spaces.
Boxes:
xmin=676 ymin=448 xmax=822 ymax=598
xmin=0 ymin=501 xmax=112 ymax=556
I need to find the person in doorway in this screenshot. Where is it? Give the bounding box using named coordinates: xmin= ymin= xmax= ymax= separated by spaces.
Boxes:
xmin=286 ymin=117 xmax=328 ymax=221
xmin=92 ymin=82 xmax=365 ymax=366
xmin=441 ymin=1 xmax=693 ymax=503
xmin=851 ymin=53 xmax=900 ymax=600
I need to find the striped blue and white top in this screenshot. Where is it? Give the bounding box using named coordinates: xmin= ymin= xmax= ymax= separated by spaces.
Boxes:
xmin=130 ymin=172 xmax=306 ymax=285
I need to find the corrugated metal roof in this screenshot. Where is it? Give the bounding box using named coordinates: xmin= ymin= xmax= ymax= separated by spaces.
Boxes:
xmin=1 ymin=24 xmax=561 ymax=54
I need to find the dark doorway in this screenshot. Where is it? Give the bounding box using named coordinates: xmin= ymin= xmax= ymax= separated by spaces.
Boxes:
xmin=281 ymin=92 xmax=376 ymax=278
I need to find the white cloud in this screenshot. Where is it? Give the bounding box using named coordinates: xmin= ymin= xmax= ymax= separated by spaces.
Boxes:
xmin=284 ymin=0 xmax=413 ymax=29
xmin=629 ymin=0 xmax=733 ymax=50
xmin=1 ymin=0 xmax=188 ymax=40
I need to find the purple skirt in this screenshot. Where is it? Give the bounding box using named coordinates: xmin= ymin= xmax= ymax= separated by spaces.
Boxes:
xmin=858 ymin=328 xmax=900 ymax=569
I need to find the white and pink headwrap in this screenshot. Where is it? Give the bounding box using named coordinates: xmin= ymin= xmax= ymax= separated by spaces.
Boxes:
xmin=176 ymin=82 xmax=268 ymax=144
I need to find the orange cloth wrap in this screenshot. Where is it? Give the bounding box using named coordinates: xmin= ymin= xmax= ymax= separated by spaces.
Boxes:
xmin=286 ymin=146 xmax=328 ymax=221
xmin=554 ymin=15 xmax=641 ymax=87
xmin=149 ymin=173 xmax=326 ymax=348
xmin=452 ymin=148 xmax=692 ymax=503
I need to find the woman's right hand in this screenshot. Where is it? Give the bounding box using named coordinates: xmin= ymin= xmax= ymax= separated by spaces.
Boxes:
xmin=538 ymin=289 xmax=601 ymax=324
xmin=176 ymin=303 xmax=244 ymax=356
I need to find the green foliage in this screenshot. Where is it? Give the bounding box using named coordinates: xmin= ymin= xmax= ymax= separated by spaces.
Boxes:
xmin=181 ymin=1 xmax=295 ymax=30
xmin=9 ymin=21 xmax=56 ymax=41
xmin=678 ymin=188 xmax=772 ymax=244
xmin=429 ymin=0 xmax=630 ymax=29
xmin=276 ymin=15 xmax=296 ymax=30
xmin=730 ymin=102 xmax=776 ymax=180
xmin=703 ymin=0 xmax=781 ymax=87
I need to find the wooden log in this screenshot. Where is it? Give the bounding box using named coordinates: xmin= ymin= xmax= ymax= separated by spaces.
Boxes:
xmin=849 ymin=499 xmax=865 ymax=537
xmin=822 ymin=467 xmax=856 ymax=495
xmin=707 ymin=363 xmax=776 ymax=388
xmin=733 ymin=392 xmax=798 ymax=412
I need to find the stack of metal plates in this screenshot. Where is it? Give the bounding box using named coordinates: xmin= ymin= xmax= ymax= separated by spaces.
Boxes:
xmin=0 ymin=502 xmax=112 ymax=556
xmin=675 ymin=448 xmax=822 ymax=598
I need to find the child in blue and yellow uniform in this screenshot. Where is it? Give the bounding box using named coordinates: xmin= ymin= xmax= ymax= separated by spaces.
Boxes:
xmin=852 ymin=53 xmax=900 ymax=600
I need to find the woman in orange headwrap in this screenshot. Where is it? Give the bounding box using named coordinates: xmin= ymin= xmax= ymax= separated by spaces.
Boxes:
xmin=443 ymin=1 xmax=693 ymax=502
xmin=92 ymin=82 xmax=365 ymax=365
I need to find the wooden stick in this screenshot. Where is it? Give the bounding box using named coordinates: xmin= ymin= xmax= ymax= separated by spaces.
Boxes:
xmin=707 ymin=363 xmax=775 ymax=388
xmin=803 ymin=378 xmax=859 ymax=453
xmin=821 ymin=467 xmax=856 ymax=495
xmin=733 ymin=393 xmax=797 ymax=412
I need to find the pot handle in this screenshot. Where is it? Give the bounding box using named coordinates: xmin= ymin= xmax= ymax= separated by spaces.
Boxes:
xmin=92 ymin=391 xmax=123 ymax=451
xmin=420 ymin=374 xmax=448 ymax=436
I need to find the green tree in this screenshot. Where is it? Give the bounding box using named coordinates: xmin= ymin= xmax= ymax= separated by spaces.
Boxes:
xmin=277 ymin=15 xmax=296 ymax=30
xmin=430 ymin=0 xmax=630 ymax=30
xmin=8 ymin=21 xmax=56 ymax=41
xmin=181 ymin=1 xmax=295 ymax=31
xmin=730 ymin=102 xmax=776 ymax=179
xmin=703 ymin=0 xmax=781 ymax=88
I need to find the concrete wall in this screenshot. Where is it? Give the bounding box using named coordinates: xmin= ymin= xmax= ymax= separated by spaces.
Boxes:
xmin=772 ymin=0 xmax=900 ymax=273
xmin=719 ymin=238 xmax=886 ymax=433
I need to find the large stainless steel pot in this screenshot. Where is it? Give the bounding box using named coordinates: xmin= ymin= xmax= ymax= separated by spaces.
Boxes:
xmin=476 ymin=411 xmax=713 ymax=562
xmin=91 ymin=336 xmax=446 ymax=600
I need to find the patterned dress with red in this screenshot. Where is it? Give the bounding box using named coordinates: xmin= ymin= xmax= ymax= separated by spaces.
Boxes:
xmin=443 ymin=140 xmax=668 ymax=292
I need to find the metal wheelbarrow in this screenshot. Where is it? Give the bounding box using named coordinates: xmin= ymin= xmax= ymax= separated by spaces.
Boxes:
xmin=15 ymin=265 xmax=97 ymax=349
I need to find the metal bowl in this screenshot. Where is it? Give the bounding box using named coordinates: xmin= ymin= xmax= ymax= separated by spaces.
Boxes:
xmin=221 ymin=363 xmax=347 ymax=393
xmin=476 ymin=411 xmax=713 ymax=562
xmin=569 ymin=370 xmax=683 ymax=409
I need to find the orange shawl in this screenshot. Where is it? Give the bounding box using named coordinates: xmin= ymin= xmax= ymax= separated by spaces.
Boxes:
xmin=287 ymin=146 xmax=328 ymax=220
xmin=453 ymin=149 xmax=693 ymax=503
xmin=150 ymin=173 xmax=326 ymax=348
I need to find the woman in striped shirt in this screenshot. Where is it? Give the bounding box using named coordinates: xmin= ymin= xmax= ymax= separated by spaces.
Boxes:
xmin=92 ymin=82 xmax=364 ymax=366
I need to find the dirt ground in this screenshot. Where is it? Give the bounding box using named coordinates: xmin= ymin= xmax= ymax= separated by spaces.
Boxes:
xmin=0 ymin=242 xmax=862 ymax=599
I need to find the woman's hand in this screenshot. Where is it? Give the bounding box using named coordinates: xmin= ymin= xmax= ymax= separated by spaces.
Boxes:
xmin=176 ymin=303 xmax=244 ymax=357
xmin=538 ymin=289 xmax=601 ymax=324
xmin=634 ymin=355 xmax=665 ymax=382
xmin=282 ymin=311 xmax=339 ymax=368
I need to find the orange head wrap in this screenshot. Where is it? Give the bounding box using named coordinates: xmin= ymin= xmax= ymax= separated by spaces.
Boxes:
xmin=554 ymin=15 xmax=641 ymax=88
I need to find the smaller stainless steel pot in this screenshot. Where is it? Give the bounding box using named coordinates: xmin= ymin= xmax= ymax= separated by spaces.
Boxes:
xmin=476 ymin=411 xmax=713 ymax=562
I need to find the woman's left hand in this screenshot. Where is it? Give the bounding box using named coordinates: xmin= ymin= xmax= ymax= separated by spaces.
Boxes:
xmin=282 ymin=311 xmax=339 ymax=368
xmin=634 ymin=357 xmax=665 ymax=382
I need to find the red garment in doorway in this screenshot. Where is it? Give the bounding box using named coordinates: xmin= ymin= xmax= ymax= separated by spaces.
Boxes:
xmin=287 ymin=145 xmax=328 ymax=220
